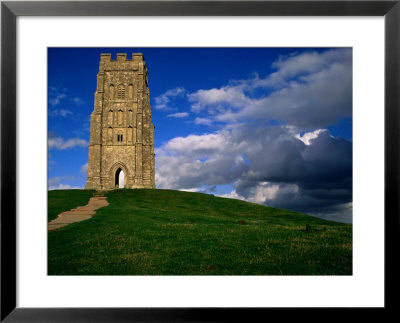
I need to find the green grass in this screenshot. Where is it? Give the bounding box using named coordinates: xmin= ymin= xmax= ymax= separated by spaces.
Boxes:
xmin=48 ymin=189 xmax=95 ymax=222
xmin=48 ymin=189 xmax=352 ymax=275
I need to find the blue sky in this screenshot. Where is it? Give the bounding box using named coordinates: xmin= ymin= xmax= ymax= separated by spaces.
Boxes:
xmin=48 ymin=48 xmax=352 ymax=223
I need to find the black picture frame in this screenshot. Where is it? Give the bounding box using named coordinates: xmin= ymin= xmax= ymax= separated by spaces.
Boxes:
xmin=1 ymin=1 xmax=399 ymax=321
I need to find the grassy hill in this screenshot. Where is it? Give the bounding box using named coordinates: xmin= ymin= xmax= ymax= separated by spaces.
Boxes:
xmin=48 ymin=189 xmax=352 ymax=275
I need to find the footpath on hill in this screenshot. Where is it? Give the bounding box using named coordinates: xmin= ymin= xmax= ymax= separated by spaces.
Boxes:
xmin=48 ymin=191 xmax=109 ymax=231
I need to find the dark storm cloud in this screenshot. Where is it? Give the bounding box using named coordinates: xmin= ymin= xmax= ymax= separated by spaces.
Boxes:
xmin=236 ymin=129 xmax=352 ymax=188
xmin=233 ymin=126 xmax=352 ymax=214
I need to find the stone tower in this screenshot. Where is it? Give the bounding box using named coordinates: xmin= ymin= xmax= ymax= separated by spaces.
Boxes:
xmin=85 ymin=53 xmax=155 ymax=190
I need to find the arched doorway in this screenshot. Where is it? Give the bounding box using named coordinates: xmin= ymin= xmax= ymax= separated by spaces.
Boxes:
xmin=115 ymin=168 xmax=125 ymax=188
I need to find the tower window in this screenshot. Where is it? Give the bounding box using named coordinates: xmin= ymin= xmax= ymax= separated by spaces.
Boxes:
xmin=117 ymin=134 xmax=123 ymax=142
xmin=117 ymin=84 xmax=125 ymax=99
xmin=128 ymin=84 xmax=134 ymax=99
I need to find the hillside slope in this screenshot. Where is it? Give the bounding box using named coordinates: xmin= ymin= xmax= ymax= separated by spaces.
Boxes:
xmin=48 ymin=189 xmax=352 ymax=275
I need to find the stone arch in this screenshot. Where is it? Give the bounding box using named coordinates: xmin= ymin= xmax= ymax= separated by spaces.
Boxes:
xmin=109 ymin=162 xmax=129 ymax=188
xmin=115 ymin=168 xmax=125 ymax=188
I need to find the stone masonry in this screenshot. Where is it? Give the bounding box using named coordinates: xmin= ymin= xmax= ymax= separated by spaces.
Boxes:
xmin=85 ymin=53 xmax=155 ymax=189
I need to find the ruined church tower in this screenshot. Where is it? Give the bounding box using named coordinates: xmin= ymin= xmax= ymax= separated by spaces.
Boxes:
xmin=85 ymin=53 xmax=155 ymax=190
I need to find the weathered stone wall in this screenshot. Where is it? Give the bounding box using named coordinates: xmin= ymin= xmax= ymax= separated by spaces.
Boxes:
xmin=85 ymin=53 xmax=155 ymax=190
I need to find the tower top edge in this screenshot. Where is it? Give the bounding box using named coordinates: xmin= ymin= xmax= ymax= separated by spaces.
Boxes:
xmin=100 ymin=53 xmax=144 ymax=62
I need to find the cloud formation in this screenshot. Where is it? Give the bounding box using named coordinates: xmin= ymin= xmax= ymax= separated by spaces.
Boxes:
xmin=49 ymin=87 xmax=67 ymax=106
xmin=194 ymin=117 xmax=213 ymax=126
xmin=48 ymin=132 xmax=88 ymax=150
xmin=155 ymin=49 xmax=353 ymax=221
xmin=71 ymin=97 xmax=84 ymax=105
xmin=154 ymin=87 xmax=186 ymax=110
xmin=48 ymin=183 xmax=82 ymax=190
xmin=156 ymin=124 xmax=352 ymax=221
xmin=187 ymin=48 xmax=352 ymax=131
xmin=49 ymin=86 xmax=84 ymax=109
xmin=48 ymin=176 xmax=81 ymax=190
xmin=167 ymin=112 xmax=189 ymax=118
xmin=49 ymin=109 xmax=73 ymax=117
xmin=80 ymin=163 xmax=88 ymax=175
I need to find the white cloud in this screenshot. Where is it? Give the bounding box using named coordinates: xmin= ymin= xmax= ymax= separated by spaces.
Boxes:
xmin=49 ymin=87 xmax=67 ymax=106
xmin=194 ymin=117 xmax=213 ymax=126
xmin=48 ymin=183 xmax=82 ymax=190
xmin=267 ymin=49 xmax=350 ymax=86
xmin=244 ymin=182 xmax=299 ymax=205
xmin=49 ymin=87 xmax=84 ymax=107
xmin=218 ymin=184 xmax=288 ymax=205
xmin=48 ymin=135 xmax=88 ymax=150
xmin=48 ymin=176 xmax=81 ymax=190
xmin=155 ymin=130 xmax=246 ymax=190
xmin=162 ymin=133 xmax=228 ymax=154
xmin=217 ymin=183 xmax=291 ymax=205
xmin=167 ymin=112 xmax=189 ymax=118
xmin=71 ymin=97 xmax=84 ymax=105
xmin=295 ymin=129 xmax=328 ymax=146
xmin=188 ymin=85 xmax=250 ymax=112
xmin=154 ymin=87 xmax=185 ymax=110
xmin=48 ymin=177 xmax=62 ymax=187
xmin=178 ymin=188 xmax=201 ymax=193
xmin=80 ymin=163 xmax=88 ymax=175
xmin=49 ymin=109 xmax=73 ymax=117
xmin=217 ymin=190 xmax=245 ymax=201
xmin=49 ymin=94 xmax=66 ymax=106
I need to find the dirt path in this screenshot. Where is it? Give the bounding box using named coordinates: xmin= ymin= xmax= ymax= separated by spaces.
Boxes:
xmin=48 ymin=196 xmax=109 ymax=231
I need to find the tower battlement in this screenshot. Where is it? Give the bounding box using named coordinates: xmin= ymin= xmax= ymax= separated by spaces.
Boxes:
xmin=100 ymin=53 xmax=144 ymax=62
